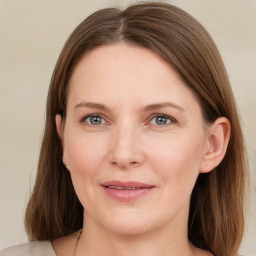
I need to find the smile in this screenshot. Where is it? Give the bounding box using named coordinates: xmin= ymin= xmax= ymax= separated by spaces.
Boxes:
xmin=106 ymin=186 xmax=143 ymax=190
xmin=101 ymin=181 xmax=155 ymax=202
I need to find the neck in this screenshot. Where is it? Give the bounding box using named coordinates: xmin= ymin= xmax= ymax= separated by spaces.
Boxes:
xmin=76 ymin=213 xmax=194 ymax=256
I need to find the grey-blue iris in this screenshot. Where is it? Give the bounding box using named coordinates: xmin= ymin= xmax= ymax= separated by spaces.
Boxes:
xmin=90 ymin=115 xmax=102 ymax=125
xmin=156 ymin=116 xmax=168 ymax=125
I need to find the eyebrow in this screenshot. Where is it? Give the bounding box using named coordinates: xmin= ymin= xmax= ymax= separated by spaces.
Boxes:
xmin=74 ymin=102 xmax=109 ymax=111
xmin=144 ymin=102 xmax=185 ymax=112
xmin=73 ymin=101 xmax=184 ymax=112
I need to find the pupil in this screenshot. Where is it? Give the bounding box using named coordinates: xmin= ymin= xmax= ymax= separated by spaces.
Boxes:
xmin=91 ymin=116 xmax=101 ymax=125
xmin=156 ymin=116 xmax=167 ymax=125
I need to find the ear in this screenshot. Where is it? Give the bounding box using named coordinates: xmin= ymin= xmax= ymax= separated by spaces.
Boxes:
xmin=55 ymin=114 xmax=68 ymax=169
xmin=200 ymin=117 xmax=231 ymax=173
xmin=55 ymin=114 xmax=63 ymax=141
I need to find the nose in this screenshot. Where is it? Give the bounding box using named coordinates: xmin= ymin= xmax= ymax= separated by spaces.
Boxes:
xmin=109 ymin=122 xmax=144 ymax=169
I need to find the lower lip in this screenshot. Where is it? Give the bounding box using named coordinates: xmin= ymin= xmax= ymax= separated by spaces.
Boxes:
xmin=102 ymin=186 xmax=155 ymax=202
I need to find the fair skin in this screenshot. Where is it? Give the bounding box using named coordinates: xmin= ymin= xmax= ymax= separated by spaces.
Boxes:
xmin=53 ymin=43 xmax=230 ymax=256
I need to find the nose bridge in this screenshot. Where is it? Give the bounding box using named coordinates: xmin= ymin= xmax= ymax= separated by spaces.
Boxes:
xmin=110 ymin=119 xmax=143 ymax=167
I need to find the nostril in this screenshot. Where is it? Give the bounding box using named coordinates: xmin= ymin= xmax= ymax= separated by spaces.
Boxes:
xmin=111 ymin=160 xmax=139 ymax=168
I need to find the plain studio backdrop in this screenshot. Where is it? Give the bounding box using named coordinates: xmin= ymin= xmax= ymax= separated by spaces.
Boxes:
xmin=0 ymin=0 xmax=255 ymax=255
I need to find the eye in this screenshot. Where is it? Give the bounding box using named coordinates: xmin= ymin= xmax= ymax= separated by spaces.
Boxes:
xmin=83 ymin=114 xmax=106 ymax=126
xmin=150 ymin=115 xmax=173 ymax=126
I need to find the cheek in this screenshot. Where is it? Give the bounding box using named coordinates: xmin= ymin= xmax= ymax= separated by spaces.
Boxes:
xmin=63 ymin=134 xmax=108 ymax=207
xmin=64 ymin=133 xmax=108 ymax=174
xmin=147 ymin=132 xmax=205 ymax=187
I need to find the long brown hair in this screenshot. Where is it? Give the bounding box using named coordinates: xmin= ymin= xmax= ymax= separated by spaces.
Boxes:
xmin=25 ymin=2 xmax=248 ymax=255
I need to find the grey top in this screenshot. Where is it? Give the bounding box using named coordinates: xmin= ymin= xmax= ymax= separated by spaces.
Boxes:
xmin=0 ymin=241 xmax=56 ymax=256
xmin=0 ymin=242 xmax=250 ymax=256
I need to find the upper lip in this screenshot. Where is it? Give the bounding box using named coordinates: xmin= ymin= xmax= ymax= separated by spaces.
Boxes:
xmin=101 ymin=180 xmax=155 ymax=189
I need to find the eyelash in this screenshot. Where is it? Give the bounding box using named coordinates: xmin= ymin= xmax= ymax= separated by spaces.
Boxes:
xmin=80 ymin=113 xmax=176 ymax=127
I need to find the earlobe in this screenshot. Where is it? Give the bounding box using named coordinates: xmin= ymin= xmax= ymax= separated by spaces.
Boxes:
xmin=200 ymin=117 xmax=231 ymax=173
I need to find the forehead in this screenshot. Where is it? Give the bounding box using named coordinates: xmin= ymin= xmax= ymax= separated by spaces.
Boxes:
xmin=67 ymin=43 xmax=201 ymax=114
xmin=70 ymin=43 xmax=178 ymax=85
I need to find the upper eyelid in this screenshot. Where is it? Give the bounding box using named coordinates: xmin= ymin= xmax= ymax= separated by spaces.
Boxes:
xmin=81 ymin=113 xmax=107 ymax=121
xmin=148 ymin=113 xmax=176 ymax=122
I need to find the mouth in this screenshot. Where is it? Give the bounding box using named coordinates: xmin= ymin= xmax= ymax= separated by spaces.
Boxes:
xmin=101 ymin=181 xmax=155 ymax=202
xmin=104 ymin=186 xmax=145 ymax=190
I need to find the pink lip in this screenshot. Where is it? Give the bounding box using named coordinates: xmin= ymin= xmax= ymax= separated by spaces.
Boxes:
xmin=101 ymin=180 xmax=155 ymax=202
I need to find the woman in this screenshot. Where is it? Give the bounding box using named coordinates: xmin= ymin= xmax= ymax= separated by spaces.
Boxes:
xmin=0 ymin=2 xmax=248 ymax=256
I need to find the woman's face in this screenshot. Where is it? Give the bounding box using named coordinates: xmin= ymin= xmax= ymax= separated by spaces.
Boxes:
xmin=59 ymin=43 xmax=211 ymax=235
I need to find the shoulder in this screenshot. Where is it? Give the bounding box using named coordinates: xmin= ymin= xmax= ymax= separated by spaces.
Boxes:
xmin=236 ymin=254 xmax=256 ymax=256
xmin=0 ymin=241 xmax=56 ymax=256
xmin=238 ymin=254 xmax=256 ymax=256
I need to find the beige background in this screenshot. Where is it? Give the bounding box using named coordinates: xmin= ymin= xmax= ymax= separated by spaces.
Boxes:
xmin=0 ymin=0 xmax=255 ymax=254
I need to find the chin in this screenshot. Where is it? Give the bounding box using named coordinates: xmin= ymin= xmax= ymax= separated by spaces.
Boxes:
xmin=96 ymin=210 xmax=160 ymax=236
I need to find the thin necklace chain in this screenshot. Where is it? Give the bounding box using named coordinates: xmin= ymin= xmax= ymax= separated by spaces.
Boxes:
xmin=72 ymin=230 xmax=82 ymax=256
xmin=72 ymin=231 xmax=197 ymax=256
